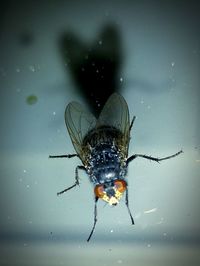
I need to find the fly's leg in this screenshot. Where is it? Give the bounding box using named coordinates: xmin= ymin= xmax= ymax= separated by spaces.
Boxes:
xmin=57 ymin=165 xmax=86 ymax=196
xmin=127 ymin=150 xmax=183 ymax=165
xmin=87 ymin=197 xmax=98 ymax=242
xmin=129 ymin=116 xmax=136 ymax=132
xmin=49 ymin=152 xmax=81 ymax=194
xmin=125 ymin=187 xmax=134 ymax=225
xmin=49 ymin=154 xmax=78 ymax=159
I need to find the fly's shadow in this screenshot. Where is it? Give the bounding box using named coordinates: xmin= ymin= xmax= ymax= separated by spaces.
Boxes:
xmin=59 ymin=23 xmax=122 ymax=117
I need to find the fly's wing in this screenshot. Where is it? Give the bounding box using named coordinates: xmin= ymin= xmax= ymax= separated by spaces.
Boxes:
xmin=97 ymin=93 xmax=130 ymax=155
xmin=65 ymin=101 xmax=96 ymax=162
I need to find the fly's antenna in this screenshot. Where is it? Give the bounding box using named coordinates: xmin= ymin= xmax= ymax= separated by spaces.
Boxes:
xmin=87 ymin=197 xmax=98 ymax=242
xmin=125 ymin=187 xmax=134 ymax=225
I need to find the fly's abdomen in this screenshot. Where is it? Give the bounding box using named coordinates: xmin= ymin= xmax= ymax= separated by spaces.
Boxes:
xmin=83 ymin=126 xmax=123 ymax=148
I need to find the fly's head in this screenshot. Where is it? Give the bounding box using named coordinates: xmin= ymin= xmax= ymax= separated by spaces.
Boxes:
xmin=94 ymin=179 xmax=127 ymax=205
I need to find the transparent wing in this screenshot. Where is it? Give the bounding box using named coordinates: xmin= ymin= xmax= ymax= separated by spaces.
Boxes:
xmin=97 ymin=93 xmax=130 ymax=155
xmin=65 ymin=101 xmax=96 ymax=160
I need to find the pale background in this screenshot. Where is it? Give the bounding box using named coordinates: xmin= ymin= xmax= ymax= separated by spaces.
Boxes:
xmin=0 ymin=0 xmax=199 ymax=265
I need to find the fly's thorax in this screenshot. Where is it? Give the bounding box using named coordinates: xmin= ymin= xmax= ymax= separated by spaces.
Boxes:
xmin=86 ymin=143 xmax=127 ymax=184
xmin=82 ymin=125 xmax=127 ymax=167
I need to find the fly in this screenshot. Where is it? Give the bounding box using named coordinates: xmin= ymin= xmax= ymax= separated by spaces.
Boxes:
xmin=49 ymin=93 xmax=183 ymax=241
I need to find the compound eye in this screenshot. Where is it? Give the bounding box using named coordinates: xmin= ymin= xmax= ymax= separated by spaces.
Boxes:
xmin=114 ymin=180 xmax=127 ymax=193
xmin=94 ymin=185 xmax=105 ymax=198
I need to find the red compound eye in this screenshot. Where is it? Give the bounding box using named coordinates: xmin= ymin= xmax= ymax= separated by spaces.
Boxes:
xmin=114 ymin=180 xmax=127 ymax=193
xmin=94 ymin=185 xmax=105 ymax=198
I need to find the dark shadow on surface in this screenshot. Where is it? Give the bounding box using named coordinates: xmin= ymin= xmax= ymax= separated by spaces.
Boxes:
xmin=60 ymin=23 xmax=122 ymax=117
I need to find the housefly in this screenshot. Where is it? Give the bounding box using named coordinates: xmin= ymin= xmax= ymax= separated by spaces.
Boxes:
xmin=49 ymin=93 xmax=183 ymax=241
